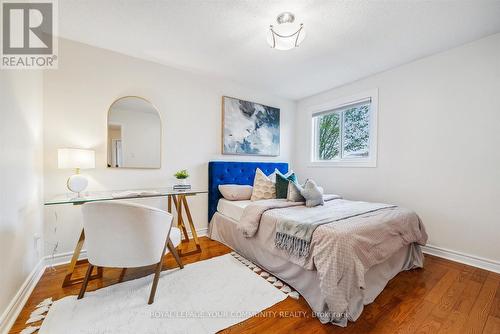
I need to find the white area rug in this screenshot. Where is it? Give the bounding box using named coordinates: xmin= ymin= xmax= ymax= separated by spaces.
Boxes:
xmin=39 ymin=254 xmax=288 ymax=334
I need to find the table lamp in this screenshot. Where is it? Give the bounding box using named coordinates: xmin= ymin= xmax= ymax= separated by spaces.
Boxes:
xmin=58 ymin=148 xmax=95 ymax=196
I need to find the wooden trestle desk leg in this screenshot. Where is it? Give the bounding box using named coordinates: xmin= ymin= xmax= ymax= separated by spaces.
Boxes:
xmin=62 ymin=229 xmax=103 ymax=287
xmin=170 ymin=194 xmax=202 ymax=256
xmin=181 ymin=195 xmax=201 ymax=252
xmin=171 ymin=195 xmax=190 ymax=241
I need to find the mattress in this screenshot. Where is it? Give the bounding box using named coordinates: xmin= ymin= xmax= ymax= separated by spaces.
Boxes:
xmin=216 ymin=199 xmax=252 ymax=222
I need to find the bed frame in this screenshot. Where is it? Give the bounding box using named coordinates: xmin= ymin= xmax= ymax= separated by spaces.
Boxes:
xmin=208 ymin=160 xmax=423 ymax=326
xmin=208 ymin=161 xmax=288 ymax=221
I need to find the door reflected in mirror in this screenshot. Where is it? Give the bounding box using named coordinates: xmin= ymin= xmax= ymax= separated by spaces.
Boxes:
xmin=107 ymin=96 xmax=161 ymax=169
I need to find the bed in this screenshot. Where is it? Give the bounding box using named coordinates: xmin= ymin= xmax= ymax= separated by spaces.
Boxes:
xmin=208 ymin=161 xmax=427 ymax=327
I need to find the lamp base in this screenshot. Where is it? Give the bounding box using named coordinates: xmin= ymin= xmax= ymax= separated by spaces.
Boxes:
xmin=67 ymin=174 xmax=88 ymax=195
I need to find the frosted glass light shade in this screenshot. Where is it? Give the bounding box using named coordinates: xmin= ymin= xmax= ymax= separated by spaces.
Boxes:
xmin=58 ymin=148 xmax=95 ymax=169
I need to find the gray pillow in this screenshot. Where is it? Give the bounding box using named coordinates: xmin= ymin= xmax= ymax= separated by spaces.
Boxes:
xmin=300 ymin=179 xmax=324 ymax=207
xmin=287 ymin=181 xmax=305 ymax=202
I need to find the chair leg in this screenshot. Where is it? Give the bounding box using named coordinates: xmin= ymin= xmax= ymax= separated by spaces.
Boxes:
xmin=78 ymin=264 xmax=94 ymax=300
xmin=148 ymin=261 xmax=163 ymax=304
xmin=167 ymin=239 xmax=184 ymax=269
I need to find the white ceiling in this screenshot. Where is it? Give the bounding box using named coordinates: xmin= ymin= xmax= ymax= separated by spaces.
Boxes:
xmin=58 ymin=0 xmax=500 ymax=100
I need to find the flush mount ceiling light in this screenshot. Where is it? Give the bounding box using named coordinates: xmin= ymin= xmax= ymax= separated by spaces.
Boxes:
xmin=267 ymin=12 xmax=306 ymax=50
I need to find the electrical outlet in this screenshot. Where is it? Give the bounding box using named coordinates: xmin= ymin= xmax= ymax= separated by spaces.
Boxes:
xmin=33 ymin=233 xmax=42 ymax=254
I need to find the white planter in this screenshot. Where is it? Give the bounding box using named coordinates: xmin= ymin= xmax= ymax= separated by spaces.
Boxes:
xmin=176 ymin=178 xmax=189 ymax=186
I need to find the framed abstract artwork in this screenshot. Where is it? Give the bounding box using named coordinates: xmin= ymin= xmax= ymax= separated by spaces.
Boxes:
xmin=222 ymin=96 xmax=280 ymax=156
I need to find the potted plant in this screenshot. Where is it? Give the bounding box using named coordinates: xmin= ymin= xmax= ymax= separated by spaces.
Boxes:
xmin=174 ymin=169 xmax=190 ymax=188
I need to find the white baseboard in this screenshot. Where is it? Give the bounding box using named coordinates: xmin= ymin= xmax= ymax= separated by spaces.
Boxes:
xmin=0 ymin=227 xmax=209 ymax=334
xmin=0 ymin=258 xmax=45 ymax=334
xmin=44 ymin=249 xmax=88 ymax=268
xmin=188 ymin=227 xmax=208 ymax=238
xmin=422 ymin=244 xmax=500 ymax=274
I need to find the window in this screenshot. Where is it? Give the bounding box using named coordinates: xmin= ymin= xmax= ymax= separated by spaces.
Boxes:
xmin=311 ymin=90 xmax=377 ymax=167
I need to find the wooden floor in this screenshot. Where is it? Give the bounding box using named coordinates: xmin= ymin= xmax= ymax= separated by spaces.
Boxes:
xmin=9 ymin=237 xmax=500 ymax=334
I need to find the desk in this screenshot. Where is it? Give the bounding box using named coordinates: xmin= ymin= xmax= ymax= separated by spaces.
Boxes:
xmin=45 ymin=188 xmax=207 ymax=287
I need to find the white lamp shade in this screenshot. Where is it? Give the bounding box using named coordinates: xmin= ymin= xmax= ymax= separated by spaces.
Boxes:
xmin=58 ymin=148 xmax=95 ymax=169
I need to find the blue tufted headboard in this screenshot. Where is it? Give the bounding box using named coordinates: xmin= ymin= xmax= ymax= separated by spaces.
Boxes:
xmin=208 ymin=161 xmax=288 ymax=222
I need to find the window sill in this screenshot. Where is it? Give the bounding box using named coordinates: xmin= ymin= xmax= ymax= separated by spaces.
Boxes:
xmin=308 ymin=160 xmax=377 ymax=168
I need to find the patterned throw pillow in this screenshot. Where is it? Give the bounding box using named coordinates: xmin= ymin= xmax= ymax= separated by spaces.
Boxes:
xmin=251 ymin=168 xmax=276 ymax=201
xmin=287 ymin=180 xmax=305 ymax=202
xmin=275 ymin=170 xmax=297 ymax=199
xmin=300 ymin=179 xmax=324 ymax=207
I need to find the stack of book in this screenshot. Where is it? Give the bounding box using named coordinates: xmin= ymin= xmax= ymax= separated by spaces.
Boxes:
xmin=173 ymin=184 xmax=191 ymax=190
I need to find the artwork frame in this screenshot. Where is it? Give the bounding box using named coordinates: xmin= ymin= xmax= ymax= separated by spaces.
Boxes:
xmin=221 ymin=96 xmax=280 ymax=156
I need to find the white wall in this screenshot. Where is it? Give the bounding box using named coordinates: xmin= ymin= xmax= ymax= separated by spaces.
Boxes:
xmin=294 ymin=33 xmax=500 ymax=263
xmin=0 ymin=71 xmax=44 ymax=322
xmin=43 ymin=39 xmax=296 ymax=257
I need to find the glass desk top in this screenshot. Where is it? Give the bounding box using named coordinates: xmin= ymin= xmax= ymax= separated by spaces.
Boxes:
xmin=44 ymin=187 xmax=208 ymax=205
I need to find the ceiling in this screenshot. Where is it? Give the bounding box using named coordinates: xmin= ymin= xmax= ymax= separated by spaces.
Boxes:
xmin=58 ymin=0 xmax=500 ymax=100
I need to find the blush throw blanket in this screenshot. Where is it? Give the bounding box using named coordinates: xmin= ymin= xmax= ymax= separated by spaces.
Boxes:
xmin=237 ymin=195 xmax=341 ymax=238
xmin=237 ymin=197 xmax=428 ymax=325
xmin=275 ymin=201 xmax=397 ymax=257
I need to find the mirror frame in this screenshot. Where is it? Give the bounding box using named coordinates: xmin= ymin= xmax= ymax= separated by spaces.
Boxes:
xmin=106 ymin=95 xmax=162 ymax=169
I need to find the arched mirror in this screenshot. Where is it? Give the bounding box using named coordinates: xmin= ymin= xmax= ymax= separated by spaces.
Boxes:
xmin=107 ymin=96 xmax=161 ymax=169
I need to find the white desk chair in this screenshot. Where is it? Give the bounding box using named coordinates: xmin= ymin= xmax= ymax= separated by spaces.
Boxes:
xmin=78 ymin=201 xmax=183 ymax=304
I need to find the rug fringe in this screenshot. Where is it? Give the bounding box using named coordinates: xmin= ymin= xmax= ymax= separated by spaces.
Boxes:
xmin=20 ymin=325 xmax=40 ymax=334
xmin=230 ymin=252 xmax=300 ymax=300
xmin=26 ymin=314 xmax=45 ymax=324
xmin=30 ymin=306 xmax=49 ymax=317
xmin=23 ymin=296 xmax=54 ymax=333
xmin=35 ymin=297 xmax=52 ymax=308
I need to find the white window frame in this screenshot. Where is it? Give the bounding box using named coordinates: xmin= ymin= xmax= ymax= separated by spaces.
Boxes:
xmin=309 ymin=89 xmax=378 ymax=168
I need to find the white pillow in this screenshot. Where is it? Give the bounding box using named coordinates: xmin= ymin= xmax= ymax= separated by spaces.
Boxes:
xmin=251 ymin=168 xmax=276 ymax=201
xmin=218 ymin=184 xmax=253 ymax=201
xmin=300 ymin=179 xmax=324 ymax=207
